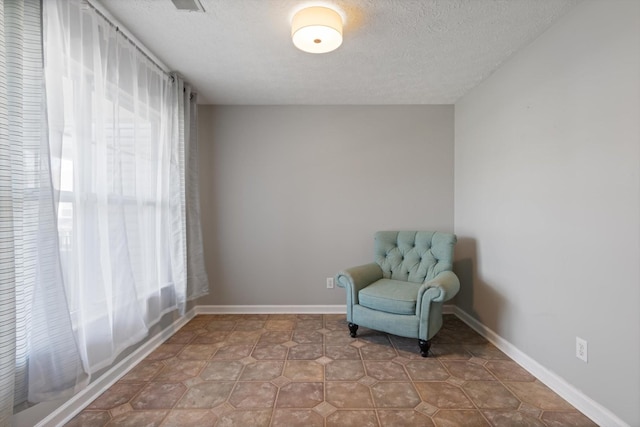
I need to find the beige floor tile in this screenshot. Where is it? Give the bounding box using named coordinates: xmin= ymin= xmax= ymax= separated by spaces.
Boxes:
xmin=414 ymin=381 xmax=475 ymax=409
xmin=268 ymin=314 xmax=298 ymax=320
xmin=442 ymin=360 xmax=496 ymax=381
xmin=313 ymin=401 xmax=337 ymax=417
xmin=191 ymin=331 xmax=229 ymax=345
xmin=541 ymin=410 xmax=599 ymax=426
xmin=505 ymin=381 xmax=576 ymax=411
xmin=252 ymin=344 xmax=289 ymax=360
xmin=326 ymin=410 xmax=378 ymax=427
xmin=325 ymin=360 xmax=365 ymax=381
xmin=294 ymin=320 xmax=324 ymax=331
xmin=205 ymin=320 xmax=236 ymax=331
xmin=175 ymin=381 xmax=234 ymax=409
xmin=65 ymin=410 xmax=111 ymax=427
xmin=464 ymin=343 xmax=510 ymax=360
xmin=144 ymin=344 xmax=184 ymax=361
xmin=324 ymin=319 xmax=349 ymax=331
xmin=275 ymin=382 xmax=324 ymax=408
xmin=164 ymin=330 xmax=198 ymax=345
xmin=325 ymin=382 xmax=374 ymax=408
xmin=105 ymin=409 xmax=167 ymax=427
xmin=228 ymin=382 xmax=277 ymax=408
xmin=325 ymin=345 xmax=361 ymax=360
xmin=154 ymin=359 xmax=205 ymax=382
xmin=430 ymin=344 xmax=473 ymax=360
xmin=485 ymin=360 xmax=536 ymax=382
xmin=87 ymin=383 xmax=145 ymax=410
xmin=161 ymin=409 xmax=217 ymax=427
xmin=405 ymin=359 xmax=450 ymax=381
xmin=118 ymin=361 xmax=164 ymax=382
xmin=370 ymin=381 xmax=421 ymax=408
xmin=265 ymin=320 xmax=296 ymax=331
xmin=323 ymin=330 xmax=355 ymax=346
xmin=292 ymin=330 xmax=324 ymax=343
xmin=364 ymin=360 xmax=410 ymax=381
xmin=462 ymin=381 xmax=521 ymax=409
xmin=258 ymin=330 xmax=293 ymax=344
xmin=283 ymin=360 xmax=324 ymax=381
xmin=378 ymin=409 xmax=435 ymax=427
xmin=211 ymin=344 xmax=253 ymax=360
xmin=432 ymin=409 xmax=490 ymax=427
xmin=214 ymin=409 xmax=272 ymax=427
xmin=360 ymin=343 xmax=398 ymax=360
xmin=108 ymin=402 xmax=132 ymax=418
xmin=233 ymin=320 xmax=265 ymax=330
xmin=271 ymin=409 xmax=324 ymax=427
xmin=199 ymin=360 xmax=244 ymax=381
xmin=287 ymin=343 xmax=324 ymax=359
xmin=482 ymin=410 xmax=546 ymax=426
xmin=239 ymin=360 xmax=284 ymax=381
xmin=225 ymin=330 xmax=263 ymax=344
xmin=71 ymin=313 xmax=595 ymax=427
xmin=130 ymin=382 xmax=186 ymax=410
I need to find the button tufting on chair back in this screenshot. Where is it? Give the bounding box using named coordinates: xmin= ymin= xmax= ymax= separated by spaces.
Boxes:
xmin=374 ymin=231 xmax=456 ymax=283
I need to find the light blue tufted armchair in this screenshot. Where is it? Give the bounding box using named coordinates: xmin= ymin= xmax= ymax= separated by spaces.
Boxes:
xmin=336 ymin=231 xmax=460 ymax=357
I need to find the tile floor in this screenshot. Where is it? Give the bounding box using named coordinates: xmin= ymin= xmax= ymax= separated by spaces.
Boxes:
xmin=67 ymin=314 xmax=597 ymax=426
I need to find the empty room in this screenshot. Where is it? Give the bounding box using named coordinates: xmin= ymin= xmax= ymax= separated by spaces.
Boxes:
xmin=2 ymin=0 xmax=639 ymax=426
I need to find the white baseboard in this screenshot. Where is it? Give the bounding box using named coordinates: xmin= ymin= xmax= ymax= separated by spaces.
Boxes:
xmin=196 ymin=304 xmax=346 ymax=314
xmin=197 ymin=303 xmax=451 ymax=315
xmin=35 ymin=308 xmax=197 ymax=427
xmin=452 ymin=307 xmax=628 ymax=427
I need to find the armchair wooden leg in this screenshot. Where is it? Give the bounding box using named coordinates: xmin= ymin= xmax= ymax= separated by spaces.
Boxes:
xmin=419 ymin=339 xmax=432 ymax=357
xmin=348 ymin=323 xmax=358 ymax=338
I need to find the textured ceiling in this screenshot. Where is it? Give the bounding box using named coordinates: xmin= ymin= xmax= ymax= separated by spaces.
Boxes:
xmin=98 ymin=0 xmax=579 ymax=105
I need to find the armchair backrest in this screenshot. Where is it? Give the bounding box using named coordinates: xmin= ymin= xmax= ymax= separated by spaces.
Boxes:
xmin=374 ymin=231 xmax=456 ymax=283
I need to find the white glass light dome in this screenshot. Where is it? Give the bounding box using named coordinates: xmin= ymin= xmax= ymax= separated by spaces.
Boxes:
xmin=291 ymin=6 xmax=343 ymax=54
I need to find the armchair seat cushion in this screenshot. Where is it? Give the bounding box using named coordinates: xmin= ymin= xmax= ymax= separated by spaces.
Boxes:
xmin=358 ymin=279 xmax=422 ymax=315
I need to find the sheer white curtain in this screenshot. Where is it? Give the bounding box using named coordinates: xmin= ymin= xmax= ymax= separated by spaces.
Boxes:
xmin=43 ymin=0 xmax=203 ymax=374
xmin=181 ymin=82 xmax=209 ymax=300
xmin=0 ymin=0 xmax=86 ymax=421
xmin=0 ymin=0 xmax=208 ymax=418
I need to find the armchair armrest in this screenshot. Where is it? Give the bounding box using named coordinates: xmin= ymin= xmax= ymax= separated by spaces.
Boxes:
xmin=416 ymin=271 xmax=460 ymax=312
xmin=336 ymin=263 xmax=383 ymax=308
xmin=416 ymin=271 xmax=460 ymax=339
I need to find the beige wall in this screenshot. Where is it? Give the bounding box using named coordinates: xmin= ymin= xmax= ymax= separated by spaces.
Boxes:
xmin=454 ymin=1 xmax=640 ymax=425
xmin=197 ymin=105 xmax=454 ymax=306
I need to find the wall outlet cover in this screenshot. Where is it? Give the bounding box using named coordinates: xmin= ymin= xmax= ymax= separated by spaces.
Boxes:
xmin=576 ymin=337 xmax=588 ymax=363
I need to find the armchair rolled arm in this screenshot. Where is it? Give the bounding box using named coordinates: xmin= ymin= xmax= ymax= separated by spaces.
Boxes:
xmin=416 ymin=271 xmax=460 ymax=339
xmin=416 ymin=271 xmax=460 ymax=311
xmin=336 ymin=263 xmax=383 ymax=292
xmin=336 ymin=263 xmax=383 ymax=308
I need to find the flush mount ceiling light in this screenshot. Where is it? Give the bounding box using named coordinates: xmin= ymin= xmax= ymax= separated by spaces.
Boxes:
xmin=291 ymin=6 xmax=343 ymax=54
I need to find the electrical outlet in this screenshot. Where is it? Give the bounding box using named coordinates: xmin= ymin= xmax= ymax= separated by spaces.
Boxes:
xmin=576 ymin=337 xmax=588 ymax=363
xmin=326 ymin=277 xmax=334 ymax=289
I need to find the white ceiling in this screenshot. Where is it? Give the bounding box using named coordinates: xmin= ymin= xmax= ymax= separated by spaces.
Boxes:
xmin=99 ymin=0 xmax=579 ymax=105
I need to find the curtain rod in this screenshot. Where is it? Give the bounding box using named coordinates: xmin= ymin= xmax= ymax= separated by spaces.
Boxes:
xmin=84 ymin=0 xmax=174 ymax=81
